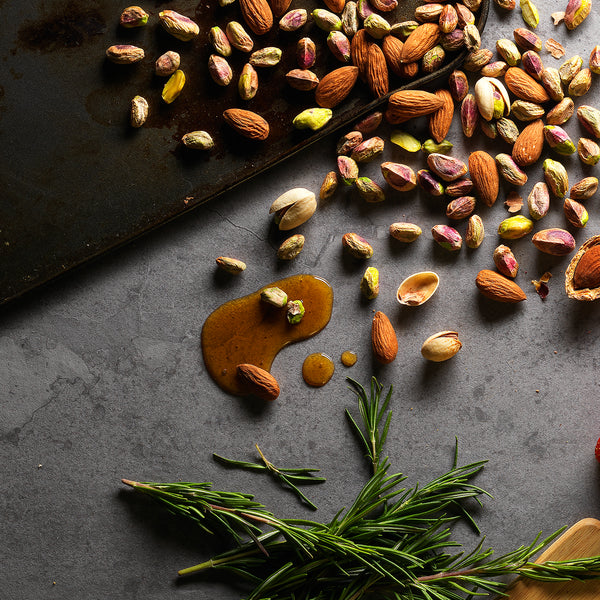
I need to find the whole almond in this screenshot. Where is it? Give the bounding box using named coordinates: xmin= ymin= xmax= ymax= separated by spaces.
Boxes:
xmin=270 ymin=0 xmax=292 ymax=17
xmin=371 ymin=311 xmax=398 ymax=364
xmin=429 ymin=89 xmax=454 ymax=143
xmin=385 ymin=90 xmax=444 ymax=123
xmin=237 ymin=364 xmax=280 ymax=401
xmin=223 ymin=108 xmax=269 ymax=140
xmin=475 ymin=269 xmax=527 ymax=303
xmin=400 ymin=22 xmax=440 ymax=63
xmin=469 ymin=150 xmax=499 ymax=207
xmin=366 ymin=45 xmax=389 ymax=97
xmin=382 ymin=34 xmax=404 ymax=76
xmin=239 ymin=0 xmax=273 ymax=35
xmin=351 ymin=29 xmax=371 ymax=80
xmin=315 ymin=66 xmax=359 ymax=108
xmin=512 ymin=119 xmax=544 ymax=167
xmin=504 ymin=67 xmax=550 ymax=103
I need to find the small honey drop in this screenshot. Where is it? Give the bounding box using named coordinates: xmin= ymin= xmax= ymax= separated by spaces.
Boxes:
xmin=302 ymin=353 xmax=334 ymax=387
xmin=341 ymin=351 xmax=357 ymax=367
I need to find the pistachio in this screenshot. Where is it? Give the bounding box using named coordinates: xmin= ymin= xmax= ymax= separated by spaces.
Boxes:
xmin=342 ymin=2 xmax=359 ymax=37
xmin=513 ymin=27 xmax=541 ymax=52
xmin=528 ymin=182 xmax=550 ymax=220
xmin=296 ymin=37 xmax=316 ymax=69
xmin=446 ymin=196 xmax=476 ymax=220
xmin=480 ymin=119 xmax=498 ymax=139
xmin=427 ymin=153 xmax=468 ymax=182
xmin=510 ymin=100 xmax=544 ymax=122
xmin=564 ymin=0 xmax=592 ymax=30
xmin=422 ymin=139 xmax=454 ymax=154
xmin=455 ymin=3 xmax=475 ymax=27
xmin=261 ymin=286 xmax=288 ymax=307
xmin=279 ymin=9 xmax=308 ymax=32
xmin=286 ymin=300 xmax=305 ymax=324
xmin=496 ymin=39 xmax=521 ymax=66
xmin=578 ymin=138 xmax=600 ymax=165
xmin=461 ymin=94 xmax=479 ymax=137
xmin=360 ymin=267 xmax=380 ymax=299
xmin=496 ymin=0 xmax=516 ymax=7
xmin=342 ymin=233 xmax=373 ymax=259
xmin=277 ymin=234 xmax=305 ymax=260
xmin=463 ymin=24 xmax=481 ymax=51
xmin=391 ymin=21 xmax=419 ymax=39
xmin=480 ymin=61 xmax=508 ymax=78
xmin=363 ymin=14 xmax=391 ymax=39
xmin=415 ymin=4 xmax=443 ymax=22
xmin=540 ymin=67 xmax=564 ymax=102
xmin=559 ymin=55 xmax=583 ymax=86
xmin=285 ymin=69 xmax=319 ymax=91
xmin=319 ymin=171 xmax=338 ymax=200
xmin=493 ymin=245 xmax=519 ymax=278
xmin=250 ymin=47 xmax=283 ymax=67
xmin=543 ymin=125 xmax=576 ymax=155
xmin=519 ymin=0 xmax=539 ymax=28
xmin=496 ymin=117 xmax=520 ymax=144
xmin=532 ymin=229 xmax=575 ymax=255
xmin=439 ymin=5 xmax=458 ymax=33
xmin=312 ymin=9 xmax=342 ymax=31
xmin=466 ymin=214 xmax=485 ymax=248
xmin=448 ymin=70 xmax=469 ymax=102
xmin=497 ymin=215 xmax=533 ymax=239
xmin=181 ymin=130 xmax=215 ymax=150
xmin=577 ymin=105 xmax=600 ymax=138
xmin=161 ymin=69 xmax=185 ymax=104
xmin=293 ymin=108 xmax=332 ymax=131
xmin=521 ymin=50 xmax=543 ymax=80
xmin=210 ymin=26 xmax=232 ymax=57
xmin=568 ymin=68 xmax=592 ymax=97
xmin=336 ymin=131 xmax=363 ymax=155
xmin=543 ymin=158 xmax=569 ymax=198
xmin=159 ymin=10 xmax=199 ymax=41
xmin=463 ymin=48 xmax=493 ymax=71
xmin=120 ymin=6 xmax=149 ymax=28
xmin=351 ymin=137 xmax=385 ymax=163
xmin=397 ymin=271 xmax=439 ymax=306
xmin=495 ymin=154 xmax=528 ymax=186
xmin=355 ymin=111 xmax=383 ymax=134
xmin=389 ymin=222 xmax=422 ymax=243
xmin=431 ymin=224 xmax=462 ymax=251
xmin=474 ymin=77 xmax=510 ymax=121
xmin=209 ymin=55 xmax=233 ymax=86
xmin=357 ymin=0 xmax=374 ymax=20
xmin=269 ymin=188 xmax=317 ymax=230
xmin=239 ymin=63 xmax=258 ymax=100
xmin=590 ymin=45 xmax=600 ymax=75
xmin=547 ymin=98 xmax=574 ymax=125
xmin=355 ymin=177 xmax=385 ymax=202
xmin=338 ymin=156 xmax=359 ymax=185
xmin=422 ymin=45 xmax=445 ymax=74
xmin=327 ymin=31 xmax=351 ymax=63
xmin=226 ymin=21 xmax=254 ymax=52
xmin=390 ymin=130 xmax=421 ymax=152
xmin=564 ymin=198 xmax=589 ymax=228
xmin=440 ymin=29 xmax=465 ymax=52
xmin=130 ymin=95 xmax=148 ymax=128
xmin=380 ymin=162 xmax=417 ymax=191
xmin=417 ymin=169 xmax=445 ymax=196
xmin=106 ymin=44 xmax=145 ymax=64
xmin=571 ymin=177 xmax=599 ymax=200
xmin=216 ymin=256 xmax=246 ymax=274
xmin=155 ymin=51 xmax=180 ymax=76
xmin=421 ymin=331 xmax=462 ymax=362
xmin=446 ymin=178 xmax=474 ymax=197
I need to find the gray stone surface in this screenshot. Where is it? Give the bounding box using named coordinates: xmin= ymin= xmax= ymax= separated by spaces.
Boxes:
xmin=3 ymin=2 xmax=600 ymax=599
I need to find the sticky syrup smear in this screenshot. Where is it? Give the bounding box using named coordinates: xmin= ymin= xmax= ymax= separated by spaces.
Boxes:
xmin=201 ymin=274 xmax=333 ymax=396
xmin=302 ymin=353 xmax=335 ymax=387
xmin=341 ymin=351 xmax=357 ymax=367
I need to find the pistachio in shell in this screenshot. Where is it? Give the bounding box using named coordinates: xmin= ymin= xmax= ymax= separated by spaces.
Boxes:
xmin=269 ymin=188 xmax=317 ymax=230
xmin=397 ymin=271 xmax=439 ymax=306
xmin=421 ymin=331 xmax=462 ymax=362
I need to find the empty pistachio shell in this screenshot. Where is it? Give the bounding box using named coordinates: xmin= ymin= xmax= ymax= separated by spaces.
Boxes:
xmin=269 ymin=188 xmax=317 ymax=230
xmin=421 ymin=331 xmax=462 ymax=362
xmin=397 ymin=271 xmax=439 ymax=306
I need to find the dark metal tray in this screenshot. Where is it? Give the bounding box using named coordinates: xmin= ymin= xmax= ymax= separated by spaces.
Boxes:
xmin=0 ymin=0 xmax=488 ymax=305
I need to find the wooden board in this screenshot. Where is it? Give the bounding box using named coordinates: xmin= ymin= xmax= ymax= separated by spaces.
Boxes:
xmin=507 ymin=518 xmax=600 ymax=600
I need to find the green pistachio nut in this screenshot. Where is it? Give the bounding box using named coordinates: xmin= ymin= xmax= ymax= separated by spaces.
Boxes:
xmin=497 ymin=215 xmax=533 ymax=239
xmin=293 ymin=108 xmax=332 ymax=131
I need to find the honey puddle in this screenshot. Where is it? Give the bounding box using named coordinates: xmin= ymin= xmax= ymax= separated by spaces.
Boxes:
xmin=201 ymin=274 xmax=333 ymax=396
xmin=302 ymin=353 xmax=335 ymax=387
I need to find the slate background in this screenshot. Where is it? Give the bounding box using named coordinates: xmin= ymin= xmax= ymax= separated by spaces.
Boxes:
xmin=2 ymin=1 xmax=600 ymax=599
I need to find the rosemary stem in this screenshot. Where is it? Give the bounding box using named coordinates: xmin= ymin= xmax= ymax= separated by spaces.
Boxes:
xmin=178 ymin=548 xmax=261 ymax=577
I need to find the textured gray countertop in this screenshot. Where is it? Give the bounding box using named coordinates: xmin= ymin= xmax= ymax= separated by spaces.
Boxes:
xmin=3 ymin=1 xmax=600 ymax=599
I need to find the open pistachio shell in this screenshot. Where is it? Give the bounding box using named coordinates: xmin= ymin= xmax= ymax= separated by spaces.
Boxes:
xmin=421 ymin=331 xmax=462 ymax=362
xmin=474 ymin=77 xmax=511 ymax=121
xmin=396 ymin=271 xmax=439 ymax=306
xmin=269 ymin=188 xmax=317 ymax=230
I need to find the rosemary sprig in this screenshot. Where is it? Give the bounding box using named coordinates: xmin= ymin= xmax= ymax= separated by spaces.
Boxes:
xmin=123 ymin=376 xmax=600 ymax=600
xmin=213 ymin=444 xmax=326 ymax=510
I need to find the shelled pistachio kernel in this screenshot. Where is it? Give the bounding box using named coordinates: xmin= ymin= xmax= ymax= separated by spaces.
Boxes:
xmin=293 ymin=108 xmax=332 ymax=131
xmin=564 ymin=198 xmax=588 ymax=228
xmin=210 ymin=26 xmax=232 ymax=57
xmin=130 ymin=95 xmax=148 ymax=127
xmin=106 ymin=44 xmax=144 ymax=64
xmin=319 ymin=171 xmax=338 ymax=200
xmin=277 ymin=234 xmax=305 ymax=260
xmin=578 ymin=138 xmax=600 ymax=165
xmin=465 ymin=214 xmax=484 ymax=248
xmin=161 ymin=69 xmax=185 ymax=103
xmin=286 ymin=300 xmax=305 ymax=324
xmin=181 ymin=131 xmax=215 ymax=150
xmin=342 ymin=232 xmax=373 ymax=259
xmin=216 ymin=256 xmax=246 ymax=273
xmin=261 ymin=286 xmax=288 ymax=307
xmin=431 ymin=225 xmax=462 ymax=251
xmin=155 ymin=51 xmax=180 ymax=76
xmin=360 ymin=267 xmax=380 ymax=299
xmin=389 ymin=222 xmax=421 ymax=243
xmin=120 ymin=6 xmax=149 ymax=28
xmin=497 ymin=215 xmax=533 ymax=239
xmin=158 ymin=10 xmax=199 ymax=41
xmin=355 ymin=177 xmax=385 ymax=202
xmin=543 ymin=158 xmax=569 ymax=198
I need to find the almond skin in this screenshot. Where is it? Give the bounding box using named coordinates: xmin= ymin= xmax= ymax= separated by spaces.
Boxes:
xmin=315 ymin=66 xmax=359 ymax=108
xmin=269 ymin=0 xmax=292 ymax=17
xmin=475 ymin=269 xmax=527 ymax=303
xmin=382 ymin=35 xmax=404 ymax=76
xmin=400 ymin=23 xmax=440 ymax=63
xmin=351 ymin=29 xmax=371 ymax=81
xmin=237 ymin=364 xmax=280 ymax=401
xmin=223 ymin=108 xmax=269 ymax=140
xmin=371 ymin=311 xmax=398 ymax=364
xmin=512 ymin=119 xmax=544 ymax=167
xmin=366 ymin=45 xmax=389 ymax=98
xmin=573 ymin=245 xmax=600 ymax=290
xmin=504 ymin=67 xmax=550 ymax=103
xmin=239 ymin=0 xmax=273 ymax=35
xmin=429 ymin=89 xmax=454 ymax=144
xmin=469 ymin=151 xmax=499 ymax=207
xmin=385 ymin=90 xmax=444 ymax=123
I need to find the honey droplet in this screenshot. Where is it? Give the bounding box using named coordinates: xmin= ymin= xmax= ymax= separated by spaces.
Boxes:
xmin=201 ymin=274 xmax=333 ymax=396
xmin=341 ymin=351 xmax=357 ymax=367
xmin=302 ymin=353 xmax=334 ymax=387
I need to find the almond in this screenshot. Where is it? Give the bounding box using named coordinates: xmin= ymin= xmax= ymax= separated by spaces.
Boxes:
xmin=371 ymin=311 xmax=398 ymax=364
xmin=429 ymin=89 xmax=454 ymax=143
xmin=351 ymin=29 xmax=371 ymax=81
xmin=236 ymin=363 xmax=280 ymax=401
xmin=315 ymin=66 xmax=359 ymax=108
xmin=504 ymin=67 xmax=550 ymax=103
xmin=323 ymin=0 xmax=345 ymax=12
xmin=512 ymin=119 xmax=544 ymax=167
xmin=468 ymin=150 xmax=499 ymax=207
xmin=385 ymin=90 xmax=444 ymax=124
xmin=268 ymin=0 xmax=291 ymax=17
xmin=573 ymin=244 xmax=600 ymax=290
xmin=366 ymin=45 xmax=389 ymax=98
xmin=239 ymin=0 xmax=273 ymax=35
xmin=382 ymin=35 xmax=403 ymax=76
xmin=400 ymin=23 xmax=440 ymax=64
xmin=475 ymin=269 xmax=527 ymax=303
xmin=223 ymin=108 xmax=269 ymax=140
